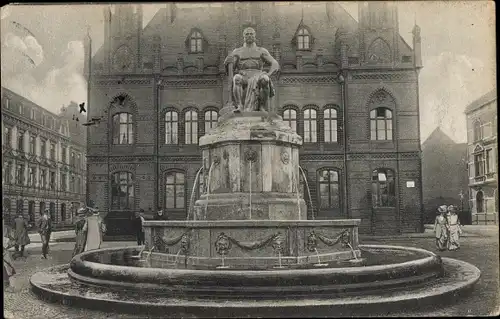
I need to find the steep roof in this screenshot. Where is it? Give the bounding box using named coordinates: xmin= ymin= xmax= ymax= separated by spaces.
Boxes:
xmin=464 ymin=88 xmax=497 ymax=114
xmin=422 ymin=127 xmax=457 ymax=150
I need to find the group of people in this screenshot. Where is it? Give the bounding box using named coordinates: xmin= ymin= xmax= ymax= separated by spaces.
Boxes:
xmin=3 ymin=209 xmax=53 ymax=292
xmin=434 ymin=204 xmax=463 ymax=251
xmin=72 ymin=207 xmax=106 ymax=257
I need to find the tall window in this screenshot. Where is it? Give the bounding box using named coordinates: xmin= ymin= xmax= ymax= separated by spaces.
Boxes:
xmin=486 ymin=149 xmax=495 ymax=174
xmin=476 ymin=191 xmax=484 ymax=213
xmin=61 ymin=173 xmax=67 ymax=191
xmin=28 ymin=201 xmax=35 ymax=224
xmin=61 ymin=145 xmax=67 ymax=163
xmin=76 ymin=154 xmax=81 ymax=169
xmin=190 ymin=31 xmax=203 ymax=53
xmin=5 ymin=161 xmax=13 ymax=184
xmin=283 ymin=108 xmax=297 ymax=132
xmin=473 ymin=120 xmax=482 ymax=141
xmin=372 ymin=169 xmax=396 ymax=207
xmin=40 ymin=139 xmax=46 ymax=158
xmin=112 ymin=113 xmax=134 ymax=144
xmin=17 ymin=199 xmax=23 ymax=215
xmin=29 ymin=135 xmax=36 ymax=154
xmin=70 ymin=174 xmax=75 ymax=192
xmin=40 ymin=169 xmax=47 ymax=189
xmin=50 ymin=171 xmax=56 ymax=190
xmin=50 ymin=142 xmax=56 ymax=160
xmin=49 ymin=202 xmax=56 ymax=221
xmin=28 ymin=167 xmax=35 ymax=187
xmin=318 ymin=169 xmax=341 ymax=211
xmin=204 ymin=110 xmax=218 ymax=133
xmin=60 ymin=203 xmax=66 ymax=222
xmin=370 ymin=108 xmax=393 ymax=140
xmin=5 ymin=98 xmax=10 ymax=110
xmin=324 ymin=108 xmax=338 ymax=143
xmin=185 ymin=110 xmax=198 ymax=144
xmin=165 ymin=111 xmax=179 ymax=144
xmin=76 ymin=177 xmax=81 ymax=194
xmin=111 ymin=172 xmax=135 ymax=209
xmin=4 ymin=199 xmax=12 ymax=223
xmin=71 ymin=151 xmax=75 ymax=167
xmin=474 ymin=153 xmax=485 ymax=177
xmin=17 ymin=130 xmax=24 ymax=152
xmin=303 ymin=108 xmax=317 ymax=143
xmin=16 ymin=164 xmax=24 ymax=185
xmin=3 ymin=126 xmax=12 ymax=147
xmin=297 ymin=27 xmax=310 ymax=50
xmin=165 ymin=171 xmax=185 ymax=209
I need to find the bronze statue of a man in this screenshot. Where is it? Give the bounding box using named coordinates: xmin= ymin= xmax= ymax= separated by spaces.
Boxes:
xmin=224 ymin=27 xmax=280 ymax=112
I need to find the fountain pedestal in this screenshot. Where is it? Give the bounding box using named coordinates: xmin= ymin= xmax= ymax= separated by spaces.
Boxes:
xmin=194 ymin=109 xmax=307 ymax=220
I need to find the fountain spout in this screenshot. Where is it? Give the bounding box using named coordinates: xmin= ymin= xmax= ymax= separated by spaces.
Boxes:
xmin=299 ymin=166 xmax=315 ymax=220
xmin=187 ymin=167 xmax=203 ymax=221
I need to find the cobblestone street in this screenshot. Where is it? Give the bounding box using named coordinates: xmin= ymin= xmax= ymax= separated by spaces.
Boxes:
xmin=4 ymin=233 xmax=499 ymax=318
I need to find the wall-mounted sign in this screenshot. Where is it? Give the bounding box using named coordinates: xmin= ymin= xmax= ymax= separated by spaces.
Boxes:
xmin=406 ymin=181 xmax=415 ymax=188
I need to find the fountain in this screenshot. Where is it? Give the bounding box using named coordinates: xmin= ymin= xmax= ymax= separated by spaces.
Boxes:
xmin=31 ymin=27 xmax=481 ymax=318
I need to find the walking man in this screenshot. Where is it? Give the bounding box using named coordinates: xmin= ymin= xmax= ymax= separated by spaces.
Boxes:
xmin=133 ymin=210 xmax=146 ymax=245
xmin=12 ymin=213 xmax=30 ymax=258
xmin=37 ymin=209 xmax=52 ymax=259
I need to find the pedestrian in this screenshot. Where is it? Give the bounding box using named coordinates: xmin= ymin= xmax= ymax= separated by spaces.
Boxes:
xmin=133 ymin=210 xmax=145 ymax=245
xmin=84 ymin=207 xmax=106 ymax=251
xmin=37 ymin=209 xmax=52 ymax=259
xmin=154 ymin=207 xmax=167 ymax=220
xmin=3 ymin=220 xmax=16 ymax=293
xmin=446 ymin=205 xmax=463 ymax=251
xmin=72 ymin=207 xmax=89 ymax=257
xmin=12 ymin=213 xmax=30 ymax=259
xmin=434 ymin=205 xmax=448 ymax=251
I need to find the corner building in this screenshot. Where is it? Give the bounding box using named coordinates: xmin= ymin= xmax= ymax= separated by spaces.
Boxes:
xmin=86 ymin=2 xmax=424 ymax=236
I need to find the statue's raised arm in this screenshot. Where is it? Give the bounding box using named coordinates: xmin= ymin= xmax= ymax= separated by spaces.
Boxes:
xmin=226 ymin=27 xmax=279 ymax=113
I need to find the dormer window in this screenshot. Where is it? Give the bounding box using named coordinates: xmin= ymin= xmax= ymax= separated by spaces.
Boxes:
xmin=297 ymin=27 xmax=310 ymax=50
xmin=189 ymin=31 xmax=203 ymax=53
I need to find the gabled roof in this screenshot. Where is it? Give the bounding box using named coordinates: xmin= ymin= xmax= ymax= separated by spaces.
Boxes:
xmin=464 ymin=89 xmax=497 ymax=114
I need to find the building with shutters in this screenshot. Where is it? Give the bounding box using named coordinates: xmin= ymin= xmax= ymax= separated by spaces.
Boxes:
xmin=1 ymin=87 xmax=87 ymax=229
xmin=85 ymin=2 xmax=424 ymax=236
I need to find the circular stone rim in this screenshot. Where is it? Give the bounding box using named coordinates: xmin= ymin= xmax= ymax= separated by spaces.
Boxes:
xmin=30 ymin=256 xmax=481 ymax=314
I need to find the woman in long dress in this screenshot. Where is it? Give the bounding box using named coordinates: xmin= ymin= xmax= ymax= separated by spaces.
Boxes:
xmin=84 ymin=208 xmax=106 ymax=251
xmin=446 ymin=205 xmax=463 ymax=251
xmin=434 ymin=205 xmax=448 ymax=251
xmin=3 ymin=220 xmax=16 ymax=292
xmin=72 ymin=208 xmax=89 ymax=257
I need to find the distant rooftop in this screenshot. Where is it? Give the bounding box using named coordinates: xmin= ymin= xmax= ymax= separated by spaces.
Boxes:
xmin=464 ymin=88 xmax=497 ymax=114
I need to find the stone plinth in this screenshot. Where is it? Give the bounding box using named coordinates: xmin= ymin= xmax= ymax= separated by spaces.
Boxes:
xmin=142 ymin=219 xmax=361 ymax=268
xmin=195 ymin=110 xmax=306 ymax=220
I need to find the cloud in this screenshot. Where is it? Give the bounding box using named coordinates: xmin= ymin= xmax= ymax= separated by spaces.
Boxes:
xmin=2 ymin=39 xmax=86 ymax=114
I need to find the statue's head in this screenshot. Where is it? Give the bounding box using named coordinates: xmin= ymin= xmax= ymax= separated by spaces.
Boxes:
xmin=243 ymin=27 xmax=256 ymax=45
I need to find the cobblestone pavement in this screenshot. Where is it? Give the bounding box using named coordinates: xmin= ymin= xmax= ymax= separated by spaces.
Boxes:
xmin=3 ymin=236 xmax=499 ymax=318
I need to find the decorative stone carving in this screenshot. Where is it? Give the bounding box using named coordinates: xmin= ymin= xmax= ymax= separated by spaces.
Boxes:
xmin=280 ymin=150 xmax=290 ymax=164
xmin=180 ymin=233 xmax=191 ymax=255
xmin=245 ymin=149 xmax=258 ymax=163
xmin=222 ymin=149 xmax=229 ymax=160
xmin=271 ymin=233 xmax=285 ymax=254
xmin=215 ymin=232 xmax=232 ymax=256
xmin=306 ymin=231 xmax=318 ymax=252
xmin=213 ymin=155 xmax=221 ymax=166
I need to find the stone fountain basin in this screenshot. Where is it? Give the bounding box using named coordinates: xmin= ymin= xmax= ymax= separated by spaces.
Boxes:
xmin=66 ymin=245 xmax=444 ymax=299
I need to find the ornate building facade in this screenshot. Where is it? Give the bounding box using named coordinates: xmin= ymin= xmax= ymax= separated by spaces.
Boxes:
xmin=465 ymin=89 xmax=498 ymax=225
xmin=1 ymin=87 xmax=87 ymax=229
xmin=86 ymin=2 xmax=423 ymax=236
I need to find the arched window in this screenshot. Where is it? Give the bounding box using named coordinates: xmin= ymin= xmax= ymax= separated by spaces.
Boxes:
xmin=204 ymin=110 xmax=218 ymax=133
xmin=165 ymin=171 xmax=185 ymax=209
xmin=189 ymin=31 xmax=203 ymax=53
xmin=28 ymin=201 xmax=35 ymax=224
xmin=473 ymin=120 xmax=482 ymax=141
xmin=165 ymin=111 xmax=179 ymax=144
xmin=370 ymin=108 xmax=393 ymax=140
xmin=111 ymin=172 xmax=135 ymax=210
xmin=16 ymin=199 xmax=24 ymax=215
xmin=318 ymin=169 xmax=341 ymax=211
xmin=60 ymin=203 xmax=66 ymax=222
xmin=283 ymin=108 xmax=297 ymax=132
xmin=303 ymin=108 xmax=317 ymax=143
xmin=297 ymin=27 xmax=310 ymax=50
xmin=185 ymin=110 xmax=198 ymax=144
xmin=49 ymin=202 xmax=56 ymax=221
xmin=476 ymin=191 xmax=484 ymax=213
xmin=3 ymin=198 xmax=12 ymax=224
xmin=112 ymin=113 xmax=134 ymax=145
xmin=372 ymin=169 xmax=396 ymax=207
xmin=39 ymin=201 xmax=46 ymax=215
xmin=324 ymin=108 xmax=338 ymax=143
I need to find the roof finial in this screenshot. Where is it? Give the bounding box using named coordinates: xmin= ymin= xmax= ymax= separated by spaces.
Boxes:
xmin=301 ymin=1 xmax=304 ymax=23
